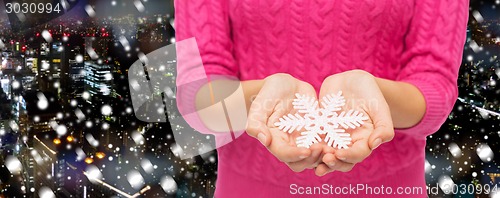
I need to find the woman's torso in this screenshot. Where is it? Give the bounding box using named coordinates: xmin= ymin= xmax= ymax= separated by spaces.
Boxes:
xmin=215 ymin=0 xmax=428 ymax=197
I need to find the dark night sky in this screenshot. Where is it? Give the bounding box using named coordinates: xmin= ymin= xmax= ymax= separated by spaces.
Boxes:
xmin=0 ymin=0 xmax=174 ymax=31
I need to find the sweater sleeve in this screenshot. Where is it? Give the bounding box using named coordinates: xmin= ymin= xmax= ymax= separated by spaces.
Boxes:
xmin=175 ymin=0 xmax=240 ymax=136
xmin=175 ymin=0 xmax=238 ymax=76
xmin=395 ymin=0 xmax=469 ymax=138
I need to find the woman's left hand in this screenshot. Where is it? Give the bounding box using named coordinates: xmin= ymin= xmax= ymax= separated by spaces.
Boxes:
xmin=314 ymin=70 xmax=395 ymax=176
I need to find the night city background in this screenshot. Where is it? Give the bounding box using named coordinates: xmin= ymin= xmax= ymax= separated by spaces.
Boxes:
xmin=0 ymin=0 xmax=499 ymax=197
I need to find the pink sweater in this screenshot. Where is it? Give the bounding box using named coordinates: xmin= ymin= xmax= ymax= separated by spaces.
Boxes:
xmin=175 ymin=0 xmax=469 ymax=197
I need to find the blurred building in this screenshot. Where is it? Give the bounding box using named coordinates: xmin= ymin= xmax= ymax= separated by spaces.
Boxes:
xmin=32 ymin=135 xmax=57 ymax=197
xmin=16 ymin=91 xmax=62 ymax=194
xmin=33 ymin=132 xmax=90 ymax=197
xmin=83 ymin=61 xmax=114 ymax=98
xmin=69 ymin=60 xmax=85 ymax=98
xmin=37 ymin=40 xmax=68 ymax=94
xmin=19 ymin=92 xmax=62 ymax=141
xmin=26 ymin=58 xmax=38 ymax=75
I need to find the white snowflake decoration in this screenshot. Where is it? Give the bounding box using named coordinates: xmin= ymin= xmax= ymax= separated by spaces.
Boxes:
xmin=274 ymin=91 xmax=368 ymax=149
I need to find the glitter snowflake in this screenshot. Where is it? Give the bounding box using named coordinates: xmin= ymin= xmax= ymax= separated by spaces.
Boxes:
xmin=274 ymin=91 xmax=368 ymax=149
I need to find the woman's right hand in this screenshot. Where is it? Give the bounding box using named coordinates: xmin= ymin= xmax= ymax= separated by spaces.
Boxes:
xmin=246 ymin=73 xmax=325 ymax=172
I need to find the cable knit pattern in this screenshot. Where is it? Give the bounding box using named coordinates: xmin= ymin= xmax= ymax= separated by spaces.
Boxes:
xmin=175 ymin=0 xmax=469 ymax=197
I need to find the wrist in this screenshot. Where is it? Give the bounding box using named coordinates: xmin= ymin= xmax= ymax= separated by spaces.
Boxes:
xmin=242 ymin=80 xmax=265 ymax=108
xmin=263 ymin=73 xmax=302 ymax=92
xmin=324 ymin=69 xmax=376 ymax=86
xmin=374 ymin=77 xmax=426 ymax=128
xmin=264 ymin=73 xmax=296 ymax=84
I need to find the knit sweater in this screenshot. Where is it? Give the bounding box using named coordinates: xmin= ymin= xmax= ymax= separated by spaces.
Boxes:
xmin=175 ymin=0 xmax=469 ymax=197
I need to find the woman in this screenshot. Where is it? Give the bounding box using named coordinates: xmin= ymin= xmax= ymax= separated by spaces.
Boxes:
xmin=175 ymin=0 xmax=468 ymax=197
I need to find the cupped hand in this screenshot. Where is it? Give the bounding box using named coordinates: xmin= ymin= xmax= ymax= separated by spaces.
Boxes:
xmin=246 ymin=73 xmax=327 ymax=172
xmin=314 ymin=70 xmax=395 ymax=176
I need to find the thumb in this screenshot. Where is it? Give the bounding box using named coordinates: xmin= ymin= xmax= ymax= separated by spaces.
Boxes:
xmin=368 ymin=104 xmax=394 ymax=150
xmin=246 ymin=98 xmax=273 ymax=147
xmin=246 ymin=120 xmax=271 ymax=147
xmin=369 ymin=122 xmax=394 ymax=150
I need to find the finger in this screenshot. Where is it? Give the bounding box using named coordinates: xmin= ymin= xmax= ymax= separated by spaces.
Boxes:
xmin=367 ymin=102 xmax=394 ymax=150
xmin=322 ymin=145 xmax=336 ymax=154
xmin=331 ymin=162 xmax=355 ymax=173
xmin=287 ymin=144 xmax=323 ymax=171
xmin=246 ymin=97 xmax=275 ymax=147
xmin=322 ymin=153 xmax=337 ymax=166
xmin=268 ymin=131 xmax=311 ymax=163
xmin=314 ymin=163 xmax=333 ymax=176
xmin=368 ymin=121 xmax=394 ymax=150
xmin=322 ymin=153 xmax=355 ymax=172
xmin=287 ymin=162 xmax=306 ymax=172
xmin=335 ymin=139 xmax=371 ymax=164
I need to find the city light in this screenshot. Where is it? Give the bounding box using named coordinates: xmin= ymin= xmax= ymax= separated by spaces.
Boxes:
xmin=95 ymin=152 xmax=105 ymax=159
xmin=53 ymin=138 xmax=61 ymax=145
xmin=66 ymin=136 xmax=74 ymax=142
xmin=84 ymin=157 xmax=94 ymax=164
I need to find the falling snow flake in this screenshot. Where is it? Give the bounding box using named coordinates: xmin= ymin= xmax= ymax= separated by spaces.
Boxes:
xmin=161 ymin=175 xmax=178 ymax=194
xmin=274 ymin=91 xmax=368 ymax=149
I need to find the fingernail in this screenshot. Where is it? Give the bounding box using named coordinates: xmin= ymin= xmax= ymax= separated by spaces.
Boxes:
xmin=299 ymin=155 xmax=308 ymax=159
xmin=257 ymin=133 xmax=267 ymax=145
xmin=372 ymin=138 xmax=382 ymax=150
xmin=338 ymin=157 xmax=346 ymax=161
xmin=327 ymin=162 xmax=335 ymax=167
